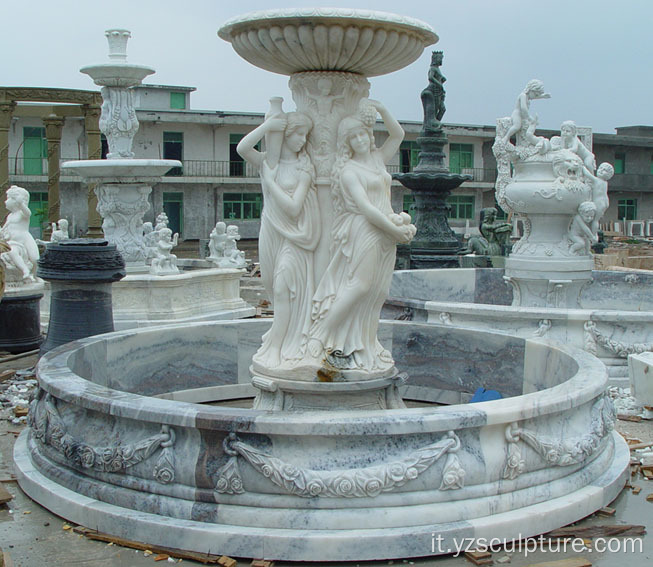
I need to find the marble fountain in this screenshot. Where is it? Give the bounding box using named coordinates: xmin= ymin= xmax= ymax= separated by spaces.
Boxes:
xmin=15 ymin=9 xmax=628 ymax=562
xmin=385 ymin=81 xmax=653 ymax=382
xmin=58 ymin=29 xmax=253 ymax=329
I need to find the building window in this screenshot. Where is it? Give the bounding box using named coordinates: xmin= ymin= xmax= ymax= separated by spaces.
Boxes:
xmin=100 ymin=134 xmax=109 ymax=159
xmin=163 ymin=192 xmax=184 ymax=236
xmin=27 ymin=191 xmax=48 ymax=238
xmin=447 ymin=195 xmax=474 ymax=219
xmin=163 ymin=132 xmax=183 ymax=176
xmin=403 ymin=194 xmax=415 ymax=221
xmin=617 ymin=199 xmax=637 ymax=220
xmin=229 ymin=134 xmax=245 ymax=176
xmin=449 ymin=143 xmax=473 ymax=174
xmin=223 ymin=193 xmax=262 ymax=220
xmin=23 ymin=127 xmax=47 ymax=175
xmin=614 ymin=153 xmax=625 ymax=174
xmin=170 ymin=92 xmax=186 ymax=110
xmin=399 ymin=141 xmax=419 ymax=173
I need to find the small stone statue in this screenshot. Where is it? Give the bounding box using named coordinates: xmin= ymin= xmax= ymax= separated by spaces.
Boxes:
xmin=502 ymin=79 xmax=551 ymax=145
xmin=142 ymin=221 xmax=157 ymax=262
xmin=220 ymin=225 xmax=246 ymax=268
xmin=584 ymin=162 xmax=614 ymax=238
xmin=568 ymin=201 xmax=598 ymax=255
xmin=463 ymin=207 xmax=512 ymax=256
xmin=150 ymin=227 xmax=179 ymax=275
xmin=50 ymin=219 xmax=70 ymax=243
xmin=0 ymin=185 xmax=39 ymax=284
xmin=421 ymin=51 xmax=446 ymax=133
xmin=207 ymin=221 xmax=227 ymax=261
xmin=551 ymin=121 xmax=596 ymax=172
xmin=155 ymin=212 xmax=169 ymax=229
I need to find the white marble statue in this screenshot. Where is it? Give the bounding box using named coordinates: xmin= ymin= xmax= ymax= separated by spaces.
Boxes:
xmin=501 ymin=79 xmax=550 ymax=146
xmin=568 ymin=201 xmax=598 ymax=255
xmin=50 ymin=219 xmax=70 ymax=243
xmin=142 ymin=221 xmax=157 ymax=261
xmin=155 ymin=212 xmax=169 ymax=229
xmin=493 ymin=81 xmax=614 ymax=307
xmin=150 ymin=227 xmax=179 ymax=275
xmin=0 ymin=186 xmax=39 ymax=284
xmin=307 ymin=99 xmax=415 ymax=374
xmin=585 ymin=162 xmax=614 ymax=238
xmin=207 ymin=221 xmax=227 ymax=261
xmin=552 ymin=121 xmax=596 ymax=172
xmin=237 ymin=108 xmax=320 ymax=371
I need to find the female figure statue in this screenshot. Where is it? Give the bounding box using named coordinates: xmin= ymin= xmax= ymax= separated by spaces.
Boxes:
xmin=308 ymin=100 xmax=415 ymax=374
xmin=421 ymin=51 xmax=446 ymax=133
xmin=237 ymin=111 xmax=320 ymax=371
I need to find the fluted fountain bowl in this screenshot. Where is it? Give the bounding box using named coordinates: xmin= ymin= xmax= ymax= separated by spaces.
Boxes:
xmin=218 ymin=8 xmax=438 ymax=77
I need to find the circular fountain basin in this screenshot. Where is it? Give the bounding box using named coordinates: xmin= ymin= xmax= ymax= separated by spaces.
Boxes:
xmin=15 ymin=319 xmax=627 ymax=561
xmin=385 ymin=268 xmax=653 ymax=380
xmin=61 ymin=159 xmax=181 ymax=182
xmin=218 ymin=8 xmax=438 ymax=76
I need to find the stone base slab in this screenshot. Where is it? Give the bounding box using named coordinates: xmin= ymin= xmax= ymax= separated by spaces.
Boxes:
xmin=41 ymin=268 xmax=255 ymax=330
xmin=251 ymin=372 xmax=407 ymax=410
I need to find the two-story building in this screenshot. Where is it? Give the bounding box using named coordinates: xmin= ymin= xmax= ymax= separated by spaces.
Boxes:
xmin=3 ymin=84 xmax=652 ymax=241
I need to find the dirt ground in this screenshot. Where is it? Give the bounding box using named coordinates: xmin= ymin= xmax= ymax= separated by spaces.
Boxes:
xmin=1 ymin=353 xmax=653 ymax=567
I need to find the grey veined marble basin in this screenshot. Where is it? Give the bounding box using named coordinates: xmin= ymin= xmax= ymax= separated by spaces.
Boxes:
xmin=15 ymin=320 xmax=628 ymax=561
xmin=384 ymin=268 xmax=653 ymax=381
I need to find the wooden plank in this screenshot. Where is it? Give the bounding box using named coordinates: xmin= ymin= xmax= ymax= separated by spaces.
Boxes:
xmin=597 ymin=506 xmax=616 ymax=516
xmin=464 ymin=549 xmax=493 ymax=565
xmin=522 ymin=558 xmax=592 ymax=567
xmin=73 ymin=527 xmax=224 ymax=564
xmin=617 ymin=414 xmax=642 ymax=422
xmin=547 ymin=525 xmax=646 ymax=538
xmin=0 ymin=484 xmax=13 ymax=505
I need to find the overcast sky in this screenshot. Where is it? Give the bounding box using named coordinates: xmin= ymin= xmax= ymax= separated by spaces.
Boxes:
xmin=5 ymin=0 xmax=651 ymax=134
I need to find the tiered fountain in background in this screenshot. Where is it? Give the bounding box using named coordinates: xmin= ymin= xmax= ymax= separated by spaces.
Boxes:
xmin=60 ymin=30 xmax=254 ymax=328
xmin=385 ymin=81 xmax=653 ymax=380
xmin=394 ymin=51 xmax=471 ymax=269
xmin=15 ymin=10 xmax=628 ymax=562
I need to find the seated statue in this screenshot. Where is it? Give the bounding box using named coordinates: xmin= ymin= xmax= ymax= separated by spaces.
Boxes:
xmin=150 ymin=228 xmax=180 ymax=275
xmin=218 ymin=225 xmax=246 ymax=268
xmin=50 ymin=219 xmax=70 ymax=243
xmin=207 ymin=221 xmax=228 ymax=261
xmin=462 ymin=207 xmax=512 ymax=256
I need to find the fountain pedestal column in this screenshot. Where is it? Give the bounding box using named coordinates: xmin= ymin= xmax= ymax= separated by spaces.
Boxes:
xmin=394 ymin=51 xmax=471 ymax=269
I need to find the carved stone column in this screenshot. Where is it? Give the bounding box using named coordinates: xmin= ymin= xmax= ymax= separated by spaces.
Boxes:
xmin=83 ymin=104 xmax=104 ymax=237
xmin=43 ymin=115 xmax=65 ymax=239
xmin=0 ymin=101 xmax=16 ymax=220
xmin=289 ymin=72 xmax=370 ymax=280
xmin=95 ymin=182 xmax=152 ymax=266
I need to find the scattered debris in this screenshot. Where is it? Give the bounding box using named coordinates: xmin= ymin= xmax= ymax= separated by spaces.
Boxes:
xmin=154 ymin=554 xmax=170 ymax=562
xmin=632 ymin=486 xmax=642 ymax=494
xmin=251 ymin=561 xmax=275 ymax=567
xmin=646 ymin=493 xmax=653 ymax=502
xmin=464 ymin=549 xmax=493 ymax=565
xmin=496 ymin=557 xmax=510 ymax=565
xmin=547 ymin=524 xmax=646 ymax=538
xmin=610 ymin=387 xmax=643 ymax=417
xmin=597 ymin=506 xmax=616 ymax=516
xmin=217 ymin=557 xmax=237 ymax=567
